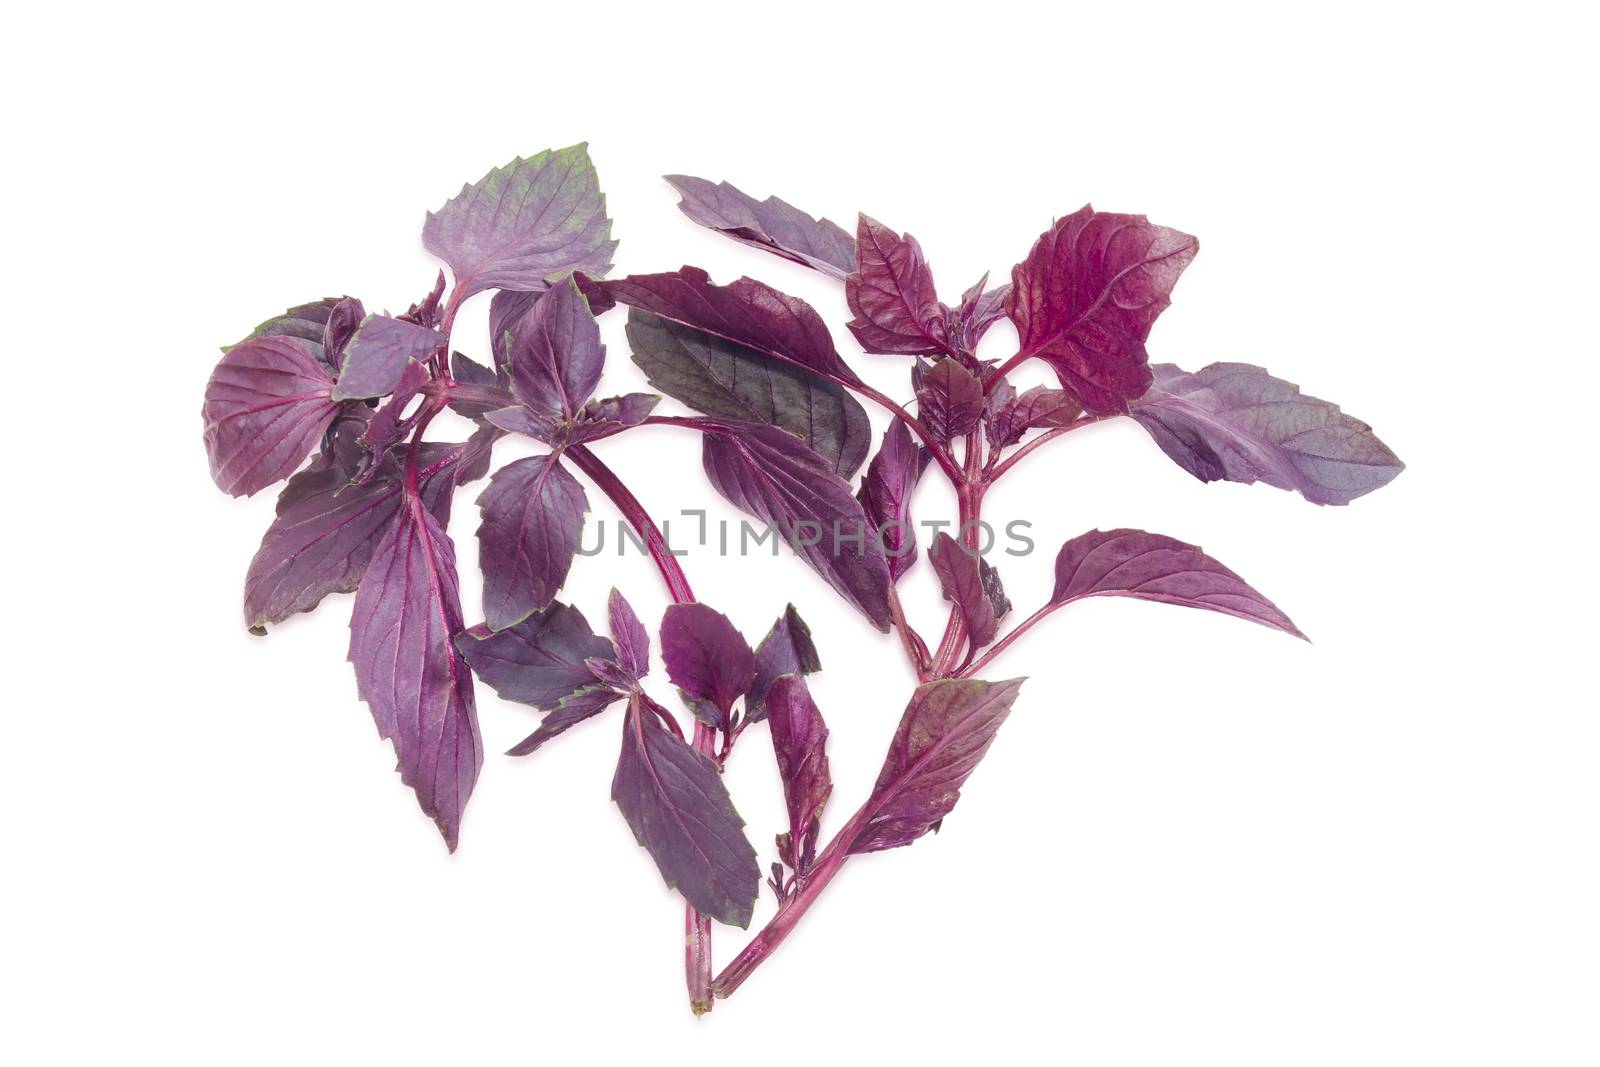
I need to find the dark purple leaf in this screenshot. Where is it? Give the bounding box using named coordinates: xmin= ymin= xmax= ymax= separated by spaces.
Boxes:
xmin=484 ymin=405 xmax=559 ymax=440
xmin=916 ymin=358 xmax=985 ymax=442
xmin=980 ymin=559 xmax=1012 ymax=624
xmin=1006 ymin=206 xmax=1198 ymax=415
xmin=505 ymin=274 xmax=605 ymax=419
xmin=611 ymin=697 xmax=760 ymax=927
xmin=332 ymin=314 xmax=444 ymax=401
xmin=846 ymin=215 xmax=947 ymax=356
xmin=850 ymin=678 xmax=1026 ymax=854
xmin=665 ymin=175 xmax=855 ymax=280
xmin=856 ymin=419 xmax=927 ymax=582
xmin=455 ymin=602 xmax=616 ymax=709
xmin=202 ymin=335 xmax=340 ymax=497
xmin=227 ymin=296 xmax=352 ymax=373
xmin=422 ymin=145 xmax=616 ymax=301
xmin=700 ymin=421 xmax=893 ymax=631
xmin=244 ymin=436 xmax=490 ymax=633
xmin=660 ymin=603 xmax=755 ymax=724
xmin=476 ymin=455 xmax=589 ymax=631
xmin=322 ymin=297 xmax=365 ymax=371
xmin=348 ymin=496 xmax=481 ymax=851
xmin=595 ymin=267 xmax=860 ymax=385
xmin=608 ymin=588 xmax=650 ymax=680
xmin=746 ymin=605 xmax=822 ymax=724
xmin=625 ymin=310 xmax=870 ymax=476
xmin=402 ymin=271 xmax=447 ymax=329
xmin=448 ymin=351 xmax=510 ymax=420
xmin=947 ymin=274 xmax=1010 ymax=350
xmin=1129 ymin=362 xmax=1405 ymax=505
xmin=585 ymin=657 xmax=642 ymax=692
xmin=506 ymin=686 xmax=624 ymax=756
xmin=987 ymin=385 xmax=1083 ymax=448
xmin=765 ymin=675 xmax=831 ymax=872
xmin=489 ymin=288 xmax=539 ymax=360
xmin=565 ymin=393 xmax=660 ymax=443
xmin=928 ymin=533 xmax=998 ymax=647
xmin=1051 ymin=528 xmax=1305 ymax=638
xmin=355 ymin=359 xmax=432 ymax=478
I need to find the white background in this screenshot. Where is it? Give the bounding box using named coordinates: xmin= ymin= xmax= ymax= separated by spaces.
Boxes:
xmin=6 ymin=2 xmax=1597 ymax=1063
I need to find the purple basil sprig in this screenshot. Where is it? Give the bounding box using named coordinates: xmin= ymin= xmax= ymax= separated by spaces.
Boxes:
xmin=203 ymin=151 xmax=1403 ymax=1015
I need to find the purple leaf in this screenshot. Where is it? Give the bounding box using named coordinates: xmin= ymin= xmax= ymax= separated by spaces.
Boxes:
xmin=625 ymin=309 xmax=870 ymax=476
xmin=244 ymin=436 xmax=490 ymax=633
xmin=594 ymin=267 xmax=861 ymax=385
xmin=850 ymin=678 xmax=1026 ymax=854
xmin=565 ymin=393 xmax=660 ymax=442
xmin=987 ymin=385 xmax=1083 ymax=448
xmin=846 ymin=215 xmax=947 ymax=356
xmin=1051 ymin=529 xmax=1305 ymax=638
xmin=506 ymin=686 xmax=624 ymax=757
xmin=746 ymin=605 xmax=822 ymax=723
xmin=1129 ymin=362 xmax=1404 ymax=505
xmin=700 ymin=421 xmax=894 ymax=631
xmin=227 ymin=296 xmax=353 ymax=374
xmin=1006 ymin=206 xmax=1198 ymax=415
xmin=660 ymin=603 xmax=755 ymax=724
xmin=765 ymin=675 xmax=831 ymax=872
xmin=948 ymin=275 xmax=1010 ymax=350
xmin=202 ymin=335 xmax=340 ymax=497
xmin=980 ymin=559 xmax=1012 ymax=624
xmin=475 ymin=455 xmax=589 ymax=632
xmin=322 ymin=297 xmax=365 ymax=371
xmin=856 ymin=419 xmax=927 ymax=582
xmin=665 ymin=175 xmax=855 ymax=280
xmin=422 ymin=145 xmax=616 ymax=302
xmin=447 ymin=350 xmax=510 ymax=420
xmin=608 ymin=588 xmax=650 ymax=680
xmin=916 ymin=358 xmax=985 ymax=442
xmin=928 ymin=533 xmax=998 ymax=647
xmin=484 ymin=405 xmax=559 ymax=440
xmin=455 ymin=602 xmax=616 ymax=709
xmin=348 ymin=496 xmax=482 ymax=851
xmin=355 ymin=359 xmax=433 ymax=477
xmin=505 ymin=274 xmax=605 ymax=419
xmin=332 ymin=315 xmax=444 ymax=401
xmin=489 ymin=288 xmax=539 ymax=359
xmin=611 ymin=697 xmax=760 ymax=927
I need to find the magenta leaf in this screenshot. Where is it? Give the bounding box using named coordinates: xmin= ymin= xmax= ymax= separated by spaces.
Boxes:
xmin=856 ymin=419 xmax=927 ymax=581
xmin=746 ymin=605 xmax=822 ymax=723
xmin=455 ymin=602 xmax=616 ymax=709
xmin=1129 ymin=362 xmax=1404 ymax=505
xmin=422 ymin=144 xmax=615 ymax=302
xmin=665 ymin=175 xmax=855 ymax=280
xmin=475 ymin=455 xmax=589 ymax=632
xmin=331 ymin=314 xmax=445 ymax=401
xmin=607 ymin=589 xmax=651 ymax=680
xmin=765 ymin=675 xmax=831 ymax=872
xmin=595 ymin=267 xmax=861 ymax=385
xmin=916 ymin=358 xmax=985 ymax=442
xmin=625 ymin=309 xmax=870 ymax=476
xmin=660 ymin=603 xmax=756 ymax=725
xmin=348 ymin=496 xmax=481 ymax=851
xmin=928 ymin=533 xmax=999 ymax=647
xmin=846 ymin=215 xmax=947 ymax=356
xmin=202 ymin=335 xmax=340 ymax=497
xmin=245 ymin=436 xmax=490 ymax=633
xmin=506 ymin=686 xmax=624 ymax=756
xmin=1006 ymin=206 xmax=1198 ymax=415
xmin=611 ymin=697 xmax=761 ymax=927
xmin=850 ymin=678 xmax=1026 ymax=854
xmin=700 ymin=421 xmax=893 ymax=631
xmin=987 ymin=385 xmax=1083 ymax=448
xmin=1051 ymin=528 xmax=1304 ymax=638
xmin=505 ymin=274 xmax=605 ymax=419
